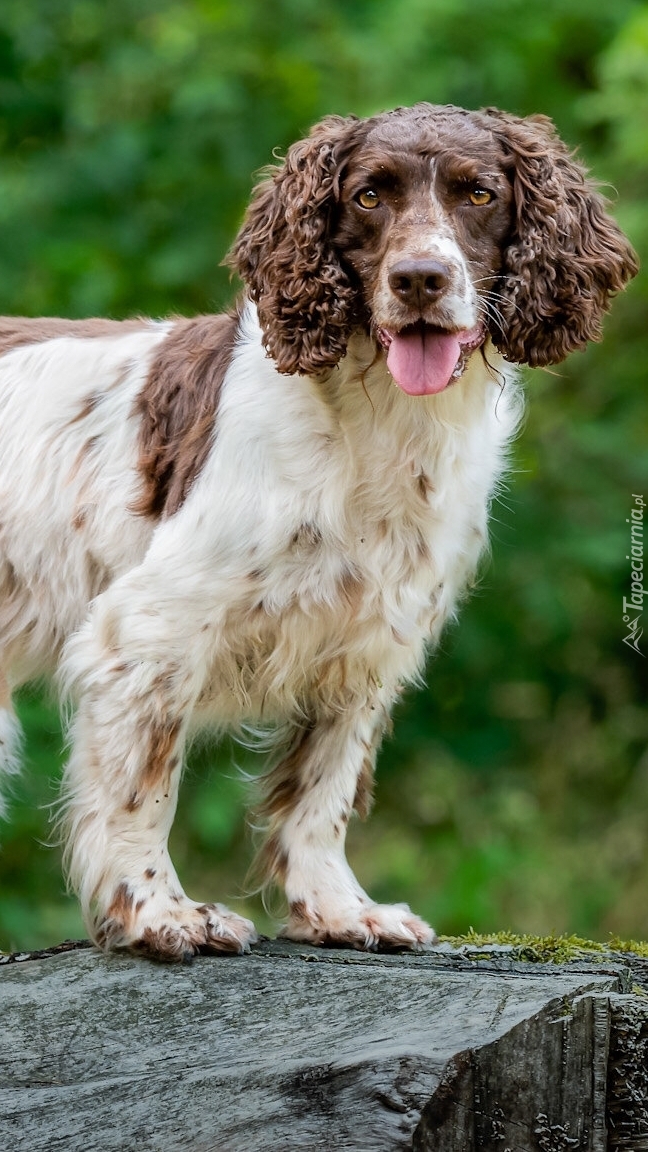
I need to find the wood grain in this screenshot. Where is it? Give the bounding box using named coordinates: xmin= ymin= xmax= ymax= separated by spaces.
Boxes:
xmin=0 ymin=940 xmax=642 ymax=1151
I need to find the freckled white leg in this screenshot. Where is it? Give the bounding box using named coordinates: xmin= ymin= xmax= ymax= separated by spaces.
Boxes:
xmin=258 ymin=703 xmax=435 ymax=950
xmin=59 ymin=606 xmax=257 ymax=961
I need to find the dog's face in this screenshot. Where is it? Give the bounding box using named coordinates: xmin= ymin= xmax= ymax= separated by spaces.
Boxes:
xmin=229 ymin=103 xmax=638 ymax=379
xmin=331 ymin=111 xmax=515 ymax=394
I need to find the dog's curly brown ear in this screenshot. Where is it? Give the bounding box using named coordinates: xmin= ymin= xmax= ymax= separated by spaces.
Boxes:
xmin=227 ymin=115 xmax=363 ymax=376
xmin=480 ymin=108 xmax=639 ymax=368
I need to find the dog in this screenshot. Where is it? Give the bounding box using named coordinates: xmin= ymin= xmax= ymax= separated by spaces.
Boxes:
xmin=0 ymin=103 xmax=637 ymax=960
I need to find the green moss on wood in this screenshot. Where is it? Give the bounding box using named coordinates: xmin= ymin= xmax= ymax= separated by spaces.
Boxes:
xmin=607 ymin=935 xmax=648 ymax=959
xmin=439 ymin=930 xmax=648 ymax=964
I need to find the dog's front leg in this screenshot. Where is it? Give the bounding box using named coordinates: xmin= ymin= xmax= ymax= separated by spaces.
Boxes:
xmin=59 ymin=599 xmax=257 ymax=962
xmin=257 ymin=702 xmax=435 ymax=950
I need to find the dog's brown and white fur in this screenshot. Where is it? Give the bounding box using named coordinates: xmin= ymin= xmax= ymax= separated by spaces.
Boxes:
xmin=0 ymin=104 xmax=637 ymax=960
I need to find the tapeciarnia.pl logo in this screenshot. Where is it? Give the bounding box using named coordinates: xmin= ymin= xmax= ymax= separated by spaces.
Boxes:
xmin=623 ymin=493 xmax=645 ymax=656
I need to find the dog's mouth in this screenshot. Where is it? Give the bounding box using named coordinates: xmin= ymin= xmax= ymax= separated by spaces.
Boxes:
xmin=377 ymin=321 xmax=485 ymax=396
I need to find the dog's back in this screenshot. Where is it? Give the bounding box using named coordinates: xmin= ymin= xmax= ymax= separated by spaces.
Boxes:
xmin=0 ymin=321 xmax=166 ymax=677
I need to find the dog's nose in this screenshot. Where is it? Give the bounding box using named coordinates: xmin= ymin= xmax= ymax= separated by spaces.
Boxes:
xmin=388 ymin=259 xmax=452 ymax=307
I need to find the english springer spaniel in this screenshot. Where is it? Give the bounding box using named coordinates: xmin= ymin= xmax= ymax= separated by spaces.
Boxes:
xmin=0 ymin=104 xmax=637 ymax=959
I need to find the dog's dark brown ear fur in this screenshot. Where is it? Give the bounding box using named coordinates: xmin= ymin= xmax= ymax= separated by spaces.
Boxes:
xmin=227 ymin=115 xmax=364 ymax=376
xmin=481 ymin=108 xmax=639 ymax=368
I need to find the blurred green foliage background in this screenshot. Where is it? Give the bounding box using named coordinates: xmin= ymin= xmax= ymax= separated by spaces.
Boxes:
xmin=0 ymin=0 xmax=646 ymax=951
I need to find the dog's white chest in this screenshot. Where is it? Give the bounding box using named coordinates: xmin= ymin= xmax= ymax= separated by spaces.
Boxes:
xmin=195 ymin=434 xmax=488 ymax=723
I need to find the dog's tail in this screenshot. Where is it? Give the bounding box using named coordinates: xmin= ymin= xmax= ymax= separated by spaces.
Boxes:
xmin=0 ymin=699 xmax=23 ymax=821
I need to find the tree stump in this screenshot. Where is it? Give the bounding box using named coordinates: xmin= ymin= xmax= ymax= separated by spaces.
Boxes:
xmin=2 ymin=938 xmax=648 ymax=1150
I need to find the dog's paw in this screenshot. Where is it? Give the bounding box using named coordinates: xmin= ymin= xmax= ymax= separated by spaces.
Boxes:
xmin=95 ymin=892 xmax=258 ymax=962
xmin=281 ymin=899 xmax=435 ymax=951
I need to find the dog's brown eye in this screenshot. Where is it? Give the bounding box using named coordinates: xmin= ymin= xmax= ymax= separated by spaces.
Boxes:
xmin=357 ymin=189 xmax=380 ymax=209
xmin=468 ymin=188 xmax=493 ymax=206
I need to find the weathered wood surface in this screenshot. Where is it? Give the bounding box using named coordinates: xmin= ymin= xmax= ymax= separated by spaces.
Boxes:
xmin=1 ymin=938 xmax=647 ymax=1152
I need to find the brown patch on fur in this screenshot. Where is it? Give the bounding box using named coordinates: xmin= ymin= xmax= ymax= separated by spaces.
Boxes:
xmin=95 ymin=881 xmax=139 ymax=948
xmin=69 ymin=366 xmax=135 ymax=429
xmin=0 ymin=315 xmax=151 ymax=358
xmin=257 ymin=723 xmax=316 ymax=822
xmin=288 ymin=900 xmax=312 ymax=928
xmin=416 ymin=471 xmax=433 ymax=500
xmin=85 ymin=435 xmax=102 ymax=456
xmin=72 ymin=509 xmax=87 ymax=531
xmin=134 ymin=308 xmax=240 ymax=519
xmin=131 ymin=927 xmax=168 ymax=958
xmin=125 ymin=791 xmax=141 ymax=813
xmin=291 ymin=523 xmax=323 ymax=550
xmin=69 ymin=392 xmax=102 ymax=424
xmin=353 ymin=754 xmax=375 ymax=820
xmin=130 ymin=926 xmax=194 ymax=962
xmin=141 ymin=718 xmax=182 ymax=790
xmin=1 ymin=560 xmax=17 ymax=598
xmin=339 ymin=567 xmax=365 ymax=612
xmin=106 ymin=882 xmax=136 ymax=923
xmin=144 ymin=867 xmax=156 ymax=880
xmin=131 ymin=910 xmax=246 ymax=962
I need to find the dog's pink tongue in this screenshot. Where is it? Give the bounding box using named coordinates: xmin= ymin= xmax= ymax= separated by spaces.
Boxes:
xmin=386 ymin=328 xmax=461 ymax=396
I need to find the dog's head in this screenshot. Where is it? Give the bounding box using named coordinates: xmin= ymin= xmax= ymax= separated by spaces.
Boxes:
xmin=228 ymin=103 xmax=638 ymax=389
